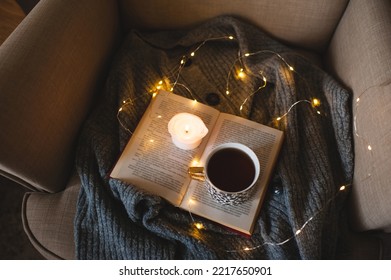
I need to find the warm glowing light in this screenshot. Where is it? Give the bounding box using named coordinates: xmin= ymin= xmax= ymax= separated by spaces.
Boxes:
xmin=168 ymin=113 xmax=208 ymax=150
xmin=155 ymin=80 xmax=164 ymax=90
xmin=237 ymin=68 xmax=246 ymax=79
xmin=188 ymin=199 xmax=196 ymax=205
xmin=312 ymin=98 xmax=321 ymax=107
xmin=115 ymin=35 xmax=360 ymax=254
xmin=368 ymin=145 xmax=372 ymax=151
xmin=194 ymin=222 xmax=204 ymax=230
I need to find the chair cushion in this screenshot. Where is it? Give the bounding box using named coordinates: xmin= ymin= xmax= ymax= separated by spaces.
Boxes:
xmin=22 ymin=173 xmax=79 ymax=260
xmin=119 ymin=0 xmax=349 ymax=51
xmin=327 ymin=0 xmax=391 ymax=232
xmin=349 ymin=84 xmax=391 ymax=232
xmin=0 ymin=0 xmax=120 ymax=193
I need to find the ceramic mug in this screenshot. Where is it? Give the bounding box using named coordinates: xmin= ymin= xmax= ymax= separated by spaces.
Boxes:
xmin=188 ymin=143 xmax=260 ymax=205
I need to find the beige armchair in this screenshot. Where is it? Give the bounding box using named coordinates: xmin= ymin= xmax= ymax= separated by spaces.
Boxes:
xmin=1 ymin=0 xmax=390 ymax=259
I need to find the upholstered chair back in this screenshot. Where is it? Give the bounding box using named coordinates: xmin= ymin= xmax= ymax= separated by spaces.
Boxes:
xmin=118 ymin=0 xmax=349 ymax=52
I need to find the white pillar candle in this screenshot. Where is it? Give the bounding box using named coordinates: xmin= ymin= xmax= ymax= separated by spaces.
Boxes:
xmin=168 ymin=113 xmax=208 ymax=150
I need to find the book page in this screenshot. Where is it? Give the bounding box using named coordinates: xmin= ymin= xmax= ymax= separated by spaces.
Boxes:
xmin=110 ymin=90 xmax=220 ymax=206
xmin=181 ymin=113 xmax=283 ymax=234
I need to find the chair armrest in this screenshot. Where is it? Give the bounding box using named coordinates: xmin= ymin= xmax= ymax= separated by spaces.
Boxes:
xmin=0 ymin=0 xmax=120 ymax=192
xmin=326 ymin=0 xmax=391 ymax=232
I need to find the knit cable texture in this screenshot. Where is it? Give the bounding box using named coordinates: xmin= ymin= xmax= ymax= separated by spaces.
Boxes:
xmin=74 ymin=16 xmax=353 ymax=259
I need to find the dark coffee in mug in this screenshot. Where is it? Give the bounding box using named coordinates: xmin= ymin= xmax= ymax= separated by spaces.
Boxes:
xmin=206 ymin=148 xmax=256 ymax=192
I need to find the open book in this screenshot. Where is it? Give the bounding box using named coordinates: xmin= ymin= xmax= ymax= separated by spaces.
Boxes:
xmin=110 ymin=90 xmax=284 ymax=235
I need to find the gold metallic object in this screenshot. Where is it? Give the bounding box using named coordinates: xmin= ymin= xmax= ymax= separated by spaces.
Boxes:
xmin=188 ymin=166 xmax=205 ymax=181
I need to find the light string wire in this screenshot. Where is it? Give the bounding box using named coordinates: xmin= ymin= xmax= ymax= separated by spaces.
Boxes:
xmin=185 ymin=184 xmax=351 ymax=253
xmin=118 ymin=35 xmax=322 ymax=130
xmin=116 ymin=34 xmax=353 ymax=253
xmin=224 ymin=49 xmax=322 ymax=118
xmin=117 ymin=37 xmax=236 ymax=133
xmin=353 ymin=90 xmax=374 ymax=181
xmin=225 ymin=50 xmax=268 ymax=112
xmin=170 ymin=35 xmax=235 ymax=94
xmin=224 ymin=184 xmax=350 ymax=252
xmin=117 ymin=98 xmax=136 ymax=135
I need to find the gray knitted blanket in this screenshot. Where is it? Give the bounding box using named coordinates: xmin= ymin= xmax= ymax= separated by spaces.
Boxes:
xmin=75 ymin=16 xmax=353 ymax=259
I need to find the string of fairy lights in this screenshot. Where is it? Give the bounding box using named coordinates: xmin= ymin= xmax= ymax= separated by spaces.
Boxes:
xmin=115 ymin=34 xmax=365 ymax=254
xmin=353 ymin=92 xmax=374 ymax=181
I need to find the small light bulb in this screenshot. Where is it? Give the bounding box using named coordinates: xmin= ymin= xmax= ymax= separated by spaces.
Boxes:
xmin=244 ymin=53 xmax=250 ymax=57
xmin=190 ymin=52 xmax=195 ymax=57
xmin=194 ymin=222 xmax=204 ymax=230
xmin=367 ymin=145 xmax=372 ymax=151
xmin=295 ymin=229 xmax=301 ymax=235
xmin=312 ymin=98 xmax=321 ymax=107
xmin=228 ymin=36 xmax=234 ymax=40
xmin=340 ymin=185 xmax=346 ymax=191
xmin=152 ymin=92 xmax=157 ymax=98
xmin=276 ymin=117 xmax=282 ymax=121
xmin=118 ymin=107 xmax=123 ymax=112
xmin=226 ymin=90 xmax=230 ymax=95
xmin=289 ymin=66 xmax=294 ymax=71
xmin=238 ymin=68 xmax=246 ymax=79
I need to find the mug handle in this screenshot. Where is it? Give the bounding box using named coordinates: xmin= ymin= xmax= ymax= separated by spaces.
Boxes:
xmin=188 ymin=167 xmax=205 ymax=181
